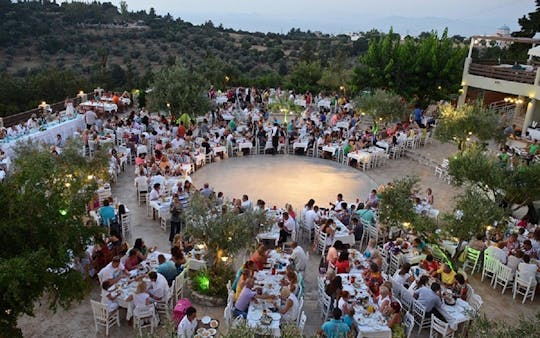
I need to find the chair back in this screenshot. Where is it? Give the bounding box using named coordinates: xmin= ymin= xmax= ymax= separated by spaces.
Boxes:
xmin=469 ymin=293 xmax=483 ymax=311
xmin=430 ymin=314 xmax=450 ymax=337
xmin=400 ymin=287 xmax=413 ymax=311
xmin=133 ymin=304 xmax=156 ymax=318
xmin=91 ymin=300 xmax=108 ymax=322
xmin=403 ymin=311 xmax=415 ymax=338
xmin=466 ymin=247 xmax=481 ymax=261
xmin=298 ymin=311 xmax=307 ymax=333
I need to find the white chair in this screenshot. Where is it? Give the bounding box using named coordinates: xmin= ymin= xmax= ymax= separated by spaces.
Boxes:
xmin=435 ymin=159 xmax=449 ymax=178
xmin=412 ymin=300 xmax=431 ymax=333
xmin=137 ymin=145 xmax=148 ymax=157
xmin=317 ymin=231 xmax=328 ymax=256
xmin=120 ymin=213 xmax=131 ymax=241
xmin=512 ymin=271 xmax=536 ymax=304
xmin=481 ymin=255 xmax=499 ymax=286
xmin=223 ymin=304 xmax=233 ymax=329
xmin=400 ymin=287 xmax=414 ymax=312
xmin=469 ymin=293 xmax=483 ymax=312
xmin=389 ymin=253 xmax=401 ymax=276
xmin=319 ymin=290 xmax=332 ymax=321
xmin=296 ymin=296 xmax=305 ymax=324
xmin=133 ymin=304 xmax=159 ymax=334
xmin=403 ymin=311 xmax=415 ymax=338
xmin=462 ymin=247 xmax=482 ymax=275
xmin=174 ymin=271 xmax=186 ymax=303
xmin=90 ymin=300 xmax=120 ymax=336
xmin=160 ymin=216 xmax=168 ymax=232
xmin=493 ymin=263 xmax=514 ymax=294
xmin=298 ymin=311 xmax=307 ymax=334
xmin=155 ymin=283 xmax=174 ymax=320
xmin=429 ymin=314 xmax=455 ymax=338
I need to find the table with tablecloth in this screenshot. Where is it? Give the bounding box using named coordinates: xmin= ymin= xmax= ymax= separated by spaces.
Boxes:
xmin=1 ymin=116 xmax=85 ymax=157
xmin=331 ymin=216 xmax=356 ymax=246
xmin=336 ymin=272 xmax=392 ymax=338
xmin=79 ymin=101 xmax=118 ymax=113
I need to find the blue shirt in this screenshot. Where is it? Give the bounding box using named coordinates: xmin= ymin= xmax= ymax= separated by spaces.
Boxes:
xmin=321 ymin=319 xmax=350 ymax=338
xmin=99 ymin=206 xmax=116 ymax=226
xmin=414 ymin=108 xmax=422 ymax=121
xmin=157 ymin=261 xmax=177 ymax=285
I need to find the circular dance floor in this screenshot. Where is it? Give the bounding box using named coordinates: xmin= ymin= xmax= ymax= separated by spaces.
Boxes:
xmin=192 ymin=155 xmax=378 ymax=209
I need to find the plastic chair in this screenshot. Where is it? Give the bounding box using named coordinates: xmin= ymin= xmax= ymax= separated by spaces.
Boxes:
xmin=463 ymin=247 xmax=482 ymax=275
xmin=429 ymin=314 xmax=455 ymax=338
xmin=90 ymin=300 xmax=120 ymax=336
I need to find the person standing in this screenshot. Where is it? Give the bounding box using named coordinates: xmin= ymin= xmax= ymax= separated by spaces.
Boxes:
xmin=177 ymin=306 xmax=198 ymax=338
xmin=169 ymin=194 xmax=183 ymax=244
xmin=271 ymin=122 xmax=279 ymax=155
xmin=84 ymin=109 xmax=97 ymax=130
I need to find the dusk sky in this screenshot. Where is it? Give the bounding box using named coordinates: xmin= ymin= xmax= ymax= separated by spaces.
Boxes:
xmin=112 ymin=0 xmax=536 ymax=36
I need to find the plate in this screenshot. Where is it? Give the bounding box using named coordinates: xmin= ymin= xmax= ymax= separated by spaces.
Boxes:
xmin=194 ymin=335 xmax=202 ymax=338
xmin=197 ymin=328 xmax=206 ymax=334
xmin=201 ymin=316 xmax=211 ymax=324
xmin=208 ymin=328 xmax=217 ymax=335
xmin=210 ymin=320 xmax=219 ymax=328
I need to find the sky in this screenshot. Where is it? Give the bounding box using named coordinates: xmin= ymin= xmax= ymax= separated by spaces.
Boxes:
xmin=111 ymin=0 xmax=537 ymax=36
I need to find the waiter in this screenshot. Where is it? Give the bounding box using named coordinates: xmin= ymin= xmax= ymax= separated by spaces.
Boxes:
xmin=271 ymin=122 xmax=279 ymax=155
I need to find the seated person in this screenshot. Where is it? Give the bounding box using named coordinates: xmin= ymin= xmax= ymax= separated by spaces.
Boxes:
xmin=126 ymin=281 xmax=152 ymax=308
xmin=124 ymin=249 xmax=140 ymax=271
xmin=320 ymin=308 xmax=350 ymax=338
xmin=363 ymin=263 xmax=384 ymax=296
xmin=393 ymin=263 xmax=415 ymax=288
xmin=421 ymin=254 xmax=440 ymax=273
xmin=452 ymin=273 xmax=469 ymax=301
xmin=250 ymin=244 xmax=268 ymax=271
xmin=156 ymin=254 xmax=178 ymax=286
xmin=387 ymin=301 xmax=404 ymax=336
xmin=273 ymin=287 xmax=299 ymax=323
xmin=431 ymin=264 xmax=456 ymax=287
xmin=101 ymin=280 xmax=120 ymax=312
xmin=334 ymin=250 xmax=351 ymax=274
xmin=337 ymin=291 xmax=354 ymax=316
xmin=233 ymin=278 xmax=275 ymax=318
xmin=412 ymin=238 xmax=429 ymax=254
xmin=99 ymin=199 xmax=116 ymax=227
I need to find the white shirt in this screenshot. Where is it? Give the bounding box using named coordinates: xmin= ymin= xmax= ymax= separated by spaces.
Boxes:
xmin=485 ymin=246 xmax=507 ymax=264
xmin=148 ymin=188 xmax=161 ymax=201
xmin=177 ymin=315 xmax=198 ymax=338
xmin=134 ymin=176 xmax=148 ymax=190
xmin=284 ymin=217 xmax=295 ymax=233
xmin=98 ymin=262 xmax=125 ymax=283
xmin=133 ymin=292 xmax=150 ymax=308
xmin=171 ymin=137 xmax=185 ymax=149
xmin=85 ymin=110 xmax=97 ymax=125
xmin=241 ymin=200 xmax=253 ymax=211
xmin=392 ymin=271 xmax=412 ymax=286
xmin=291 ymin=246 xmax=307 ymax=272
xmin=282 ymin=293 xmax=299 ymax=323
xmin=506 ymin=255 xmax=522 ymax=273
xmin=333 ymin=200 xmax=345 ymax=211
xmin=305 ymin=209 xmax=319 ymax=229
xmin=149 ymin=273 xmax=169 ymax=301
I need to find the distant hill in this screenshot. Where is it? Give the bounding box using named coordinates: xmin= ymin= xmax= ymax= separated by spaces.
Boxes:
xmin=0 ymin=1 xmax=376 ymax=115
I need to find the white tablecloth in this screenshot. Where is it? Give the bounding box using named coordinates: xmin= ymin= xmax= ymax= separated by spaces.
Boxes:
xmin=527 ymin=128 xmax=540 ymax=141
xmin=1 ymin=116 xmax=85 ymax=157
xmin=79 ymin=101 xmax=118 ymax=112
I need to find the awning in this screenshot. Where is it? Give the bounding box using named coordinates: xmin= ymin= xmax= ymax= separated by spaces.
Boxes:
xmin=528 ymin=45 xmax=540 ymax=57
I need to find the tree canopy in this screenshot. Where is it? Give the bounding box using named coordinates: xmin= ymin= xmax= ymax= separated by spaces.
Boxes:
xmin=352 ymin=28 xmax=467 ymax=104
xmin=434 ymin=103 xmax=505 ymax=149
xmin=0 ymin=141 xmax=108 ymax=336
xmin=147 ymin=62 xmax=212 ymax=118
xmin=354 ymin=89 xmax=407 ymax=126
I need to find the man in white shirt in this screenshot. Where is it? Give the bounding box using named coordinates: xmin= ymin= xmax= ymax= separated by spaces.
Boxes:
xmin=330 ymin=193 xmax=345 ymax=211
xmin=148 ymin=271 xmax=169 ymax=302
xmin=177 ymin=306 xmax=198 ymax=338
xmin=290 ymin=242 xmax=307 ymax=272
xmin=98 ymin=256 xmax=127 ymax=285
xmin=241 ymin=194 xmax=253 ymax=211
xmin=148 ymin=183 xmax=162 ymax=201
xmin=305 ymin=206 xmax=320 ymax=230
xmin=485 ymin=243 xmax=508 ymax=264
xmin=171 ymin=135 xmax=185 ymax=149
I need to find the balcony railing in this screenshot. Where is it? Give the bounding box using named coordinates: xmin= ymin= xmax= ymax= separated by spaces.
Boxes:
xmin=468 ymin=63 xmax=537 ymax=85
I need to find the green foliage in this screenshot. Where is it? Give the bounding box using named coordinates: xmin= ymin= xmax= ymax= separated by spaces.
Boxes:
xmin=466 ymin=312 xmax=540 ymax=338
xmin=0 ymin=141 xmax=108 ymax=336
xmin=353 ymin=28 xmax=467 ymax=102
xmin=440 ymin=188 xmax=505 ymax=262
xmin=448 ymin=144 xmax=540 ymax=206
xmin=147 ymin=63 xmax=211 ymax=117
xmin=354 ymin=89 xmax=407 ymax=124
xmin=185 ymin=193 xmax=272 ymax=271
xmin=190 ymin=265 xmax=234 ymax=299
xmin=434 ymin=103 xmax=504 ymax=149
xmin=286 ymin=61 xmax=322 ymax=93
xmin=221 ymin=319 xmax=302 ymax=338
xmin=378 ymin=176 xmax=419 ymax=228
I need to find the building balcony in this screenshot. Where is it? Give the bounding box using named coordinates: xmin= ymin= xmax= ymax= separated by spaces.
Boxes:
xmin=468 ymin=62 xmax=537 ymax=85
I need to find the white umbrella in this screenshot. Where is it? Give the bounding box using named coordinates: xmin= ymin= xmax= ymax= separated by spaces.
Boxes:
xmin=527 ymin=45 xmax=540 ymax=57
